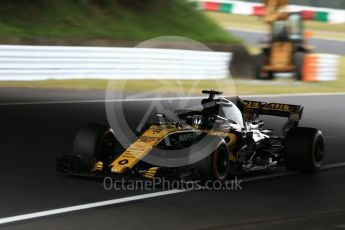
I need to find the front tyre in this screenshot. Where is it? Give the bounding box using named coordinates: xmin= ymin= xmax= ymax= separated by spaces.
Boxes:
xmin=73 ymin=124 xmax=118 ymax=170
xmin=284 ymin=127 xmax=325 ymax=173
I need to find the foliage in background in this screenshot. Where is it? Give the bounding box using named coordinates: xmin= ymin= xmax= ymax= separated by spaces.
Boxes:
xmin=0 ymin=0 xmax=240 ymax=44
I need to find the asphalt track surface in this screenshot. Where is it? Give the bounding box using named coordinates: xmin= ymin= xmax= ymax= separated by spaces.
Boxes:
xmin=0 ymin=88 xmax=345 ymax=229
xmin=229 ymin=29 xmax=345 ymax=55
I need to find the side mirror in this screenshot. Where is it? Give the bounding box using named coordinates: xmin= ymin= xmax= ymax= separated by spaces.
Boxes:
xmin=156 ymin=113 xmax=165 ymax=118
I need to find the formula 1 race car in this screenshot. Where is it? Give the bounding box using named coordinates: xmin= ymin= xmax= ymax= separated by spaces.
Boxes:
xmin=56 ymin=90 xmax=325 ymax=182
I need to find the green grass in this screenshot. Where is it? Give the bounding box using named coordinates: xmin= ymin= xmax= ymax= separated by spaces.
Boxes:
xmin=0 ymin=0 xmax=240 ymax=44
xmin=1 ymin=56 xmax=343 ymax=95
xmin=207 ymin=13 xmax=345 ymax=40
xmin=0 ymin=79 xmax=235 ymax=92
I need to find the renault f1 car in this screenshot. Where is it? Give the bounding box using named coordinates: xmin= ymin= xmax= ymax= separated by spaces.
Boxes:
xmin=56 ymin=90 xmax=325 ymax=182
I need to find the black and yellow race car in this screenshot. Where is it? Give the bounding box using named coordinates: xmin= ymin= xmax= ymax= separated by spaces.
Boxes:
xmin=56 ymin=90 xmax=325 ymax=182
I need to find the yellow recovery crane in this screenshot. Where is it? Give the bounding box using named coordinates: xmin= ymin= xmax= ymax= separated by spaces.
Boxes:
xmin=254 ymin=0 xmax=313 ymax=80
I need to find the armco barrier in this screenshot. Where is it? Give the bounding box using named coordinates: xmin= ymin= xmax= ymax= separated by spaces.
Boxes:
xmin=0 ymin=45 xmax=232 ymax=81
xmin=303 ymin=54 xmax=340 ymax=82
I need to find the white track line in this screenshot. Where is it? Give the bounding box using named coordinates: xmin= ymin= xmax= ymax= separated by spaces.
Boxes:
xmin=0 ymin=161 xmax=345 ymax=225
xmin=0 ymin=92 xmax=345 ymax=106
xmin=0 ymin=190 xmax=186 ymax=225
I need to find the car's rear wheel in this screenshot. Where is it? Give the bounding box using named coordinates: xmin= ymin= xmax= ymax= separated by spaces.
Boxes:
xmin=73 ymin=124 xmax=121 ymax=170
xmin=284 ymin=127 xmax=325 ymax=173
xmin=195 ymin=142 xmax=230 ymax=183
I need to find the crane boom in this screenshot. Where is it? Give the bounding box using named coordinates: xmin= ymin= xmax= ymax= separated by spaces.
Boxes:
xmin=264 ymin=0 xmax=289 ymax=23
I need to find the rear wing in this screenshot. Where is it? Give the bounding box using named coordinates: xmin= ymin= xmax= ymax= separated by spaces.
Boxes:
xmin=239 ymin=100 xmax=304 ymax=120
xmin=237 ymin=99 xmax=304 ymax=135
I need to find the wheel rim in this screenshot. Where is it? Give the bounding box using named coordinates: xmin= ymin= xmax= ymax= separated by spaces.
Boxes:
xmin=313 ymin=137 xmax=325 ymax=166
xmin=97 ymin=130 xmax=116 ymax=164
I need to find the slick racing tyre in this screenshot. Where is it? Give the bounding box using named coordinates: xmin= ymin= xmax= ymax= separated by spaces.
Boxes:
xmin=195 ymin=141 xmax=230 ymax=183
xmin=73 ymin=124 xmax=119 ymax=170
xmin=284 ymin=127 xmax=325 ymax=173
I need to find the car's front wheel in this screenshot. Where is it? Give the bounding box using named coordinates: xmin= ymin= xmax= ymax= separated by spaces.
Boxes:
xmin=73 ymin=124 xmax=121 ymax=170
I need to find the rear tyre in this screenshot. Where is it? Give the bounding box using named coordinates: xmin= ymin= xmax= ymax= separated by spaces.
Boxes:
xmin=294 ymin=52 xmax=305 ymax=81
xmin=73 ymin=124 xmax=119 ymax=170
xmin=195 ymin=142 xmax=230 ymax=183
xmin=284 ymin=127 xmax=325 ymax=173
